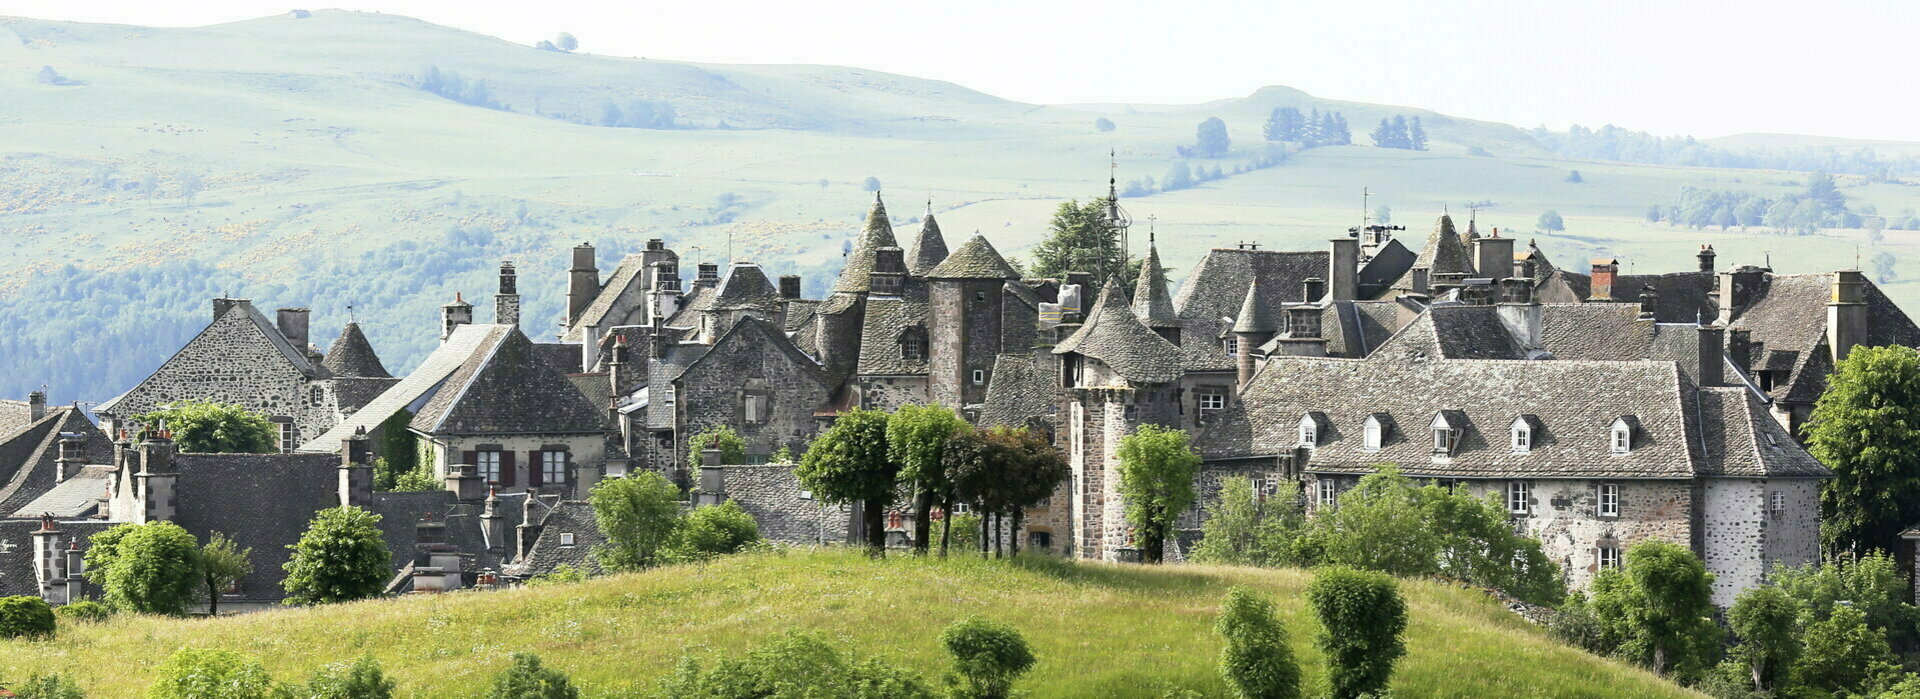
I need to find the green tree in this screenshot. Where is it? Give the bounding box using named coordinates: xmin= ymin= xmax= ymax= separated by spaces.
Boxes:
xmin=943 ymin=427 xmax=998 ymax=557
xmin=1805 ymin=170 xmax=1845 ymax=213
xmin=132 ymin=401 xmax=275 ymax=454
xmin=984 ymin=426 xmax=1068 ymax=556
xmin=8 ymin=673 xmax=85 ymax=699
xmin=1808 ymin=345 xmax=1920 ymax=558
xmin=282 ymin=507 xmax=389 ymax=605
xmin=1307 ymin=567 xmax=1406 ymax=699
xmin=1589 ymin=540 xmax=1722 ymax=677
xmin=0 ymin=596 xmax=56 ymax=639
xmin=1115 ymin=425 xmax=1202 ymax=564
xmin=199 ymin=532 xmax=251 ymax=616
xmin=1726 ymin=584 xmax=1802 ymax=692
xmin=1308 ymin=466 xmax=1438 ymax=577
xmin=1796 ymin=605 xmax=1898 ymax=695
xmin=1771 ymin=552 xmax=1920 ymax=650
xmin=941 ymin=617 xmax=1035 ymax=699
xmin=887 ymin=403 xmax=967 ymax=554
xmin=666 ymin=500 xmax=760 ymax=562
xmin=1191 ymin=476 xmax=1307 ymax=568
xmin=490 ymin=652 xmax=579 ymax=699
xmin=795 ymin=408 xmax=899 ymax=555
xmin=1026 ymin=199 xmax=1137 ymax=293
xmin=305 ymin=654 xmax=395 ymax=699
xmin=98 ymin=522 xmax=202 ymax=615
xmin=147 ymin=649 xmax=276 ymax=699
xmin=1537 ymin=210 xmax=1566 ymax=232
xmin=1194 ymin=116 xmax=1231 ymax=157
xmin=589 ymin=471 xmax=684 ymax=571
xmin=1215 ymin=587 xmax=1301 ymax=699
xmin=1407 ymin=116 xmax=1427 ymax=151
xmin=687 ymin=425 xmax=748 ymax=470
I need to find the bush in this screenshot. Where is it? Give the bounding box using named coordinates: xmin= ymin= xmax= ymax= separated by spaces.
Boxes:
xmin=658 ymin=631 xmax=932 ymax=698
xmin=1307 ymin=567 xmax=1406 ymax=699
xmin=667 ymin=501 xmax=761 ymax=562
xmin=686 ymin=426 xmax=747 ymax=470
xmin=304 ymin=654 xmax=395 ymax=699
xmin=1796 ymin=605 xmax=1899 ymax=696
xmin=96 ymin=522 xmax=203 ymax=615
xmin=0 ymin=595 xmax=56 ymax=639
xmin=941 ymin=618 xmax=1035 ymax=699
xmin=53 ymin=600 xmax=110 ymax=624
xmin=282 ymin=507 xmax=389 ymax=605
xmin=9 ymin=673 xmax=86 ymax=699
xmin=490 ymin=652 xmax=578 ymax=699
xmin=589 ymin=472 xmax=683 ymax=571
xmin=147 ymin=648 xmax=277 ymax=699
xmin=1215 ymin=587 xmax=1300 ymax=699
xmin=525 ymin=563 xmax=588 ymax=587
xmin=132 ymin=401 xmax=276 ymax=454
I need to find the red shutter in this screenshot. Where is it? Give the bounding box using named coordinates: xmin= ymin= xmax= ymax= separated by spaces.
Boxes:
xmin=499 ymin=451 xmax=517 ymax=487
xmin=527 ymin=451 xmax=543 ymax=487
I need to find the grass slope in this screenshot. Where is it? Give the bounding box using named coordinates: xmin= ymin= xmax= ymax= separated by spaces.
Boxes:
xmin=0 ymin=549 xmax=1696 ymax=698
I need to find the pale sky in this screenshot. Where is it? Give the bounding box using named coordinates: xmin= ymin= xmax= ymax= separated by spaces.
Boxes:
xmin=10 ymin=0 xmax=1920 ymax=141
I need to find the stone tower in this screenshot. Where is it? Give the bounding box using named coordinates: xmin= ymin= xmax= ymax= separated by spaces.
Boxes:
xmin=1131 ymin=235 xmax=1180 ymax=345
xmin=1232 ymin=279 xmax=1277 ymax=388
xmin=927 ymin=234 xmax=1021 ymax=407
xmin=816 ymin=193 xmax=897 ymax=382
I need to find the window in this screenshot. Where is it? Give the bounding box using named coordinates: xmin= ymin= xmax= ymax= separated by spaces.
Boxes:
xmin=799 ymin=489 xmax=813 ymax=501
xmin=1611 ymin=417 xmax=1633 ymax=454
xmin=1028 ymin=531 xmax=1052 ymax=550
xmin=541 ymin=451 xmax=568 ymax=485
xmin=664 ymin=385 xmax=677 ymax=407
xmin=971 ymin=369 xmax=986 ymax=385
xmin=1769 ymin=491 xmax=1786 ymax=514
xmin=277 ymin=421 xmax=295 ymax=453
xmin=1225 ymin=336 xmax=1239 ymax=357
xmin=974 ymin=291 xmax=988 ymax=304
xmin=1597 ymin=484 xmax=1619 ymax=517
xmin=1197 ymin=391 xmax=1225 ymax=413
xmin=1362 ymin=414 xmax=1384 ymax=451
xmin=1316 ymin=478 xmax=1338 ymax=509
xmin=558 ymin=532 xmax=576 ymax=547
xmin=901 ymin=331 xmax=926 ymax=361
xmin=743 ymin=393 xmax=769 ymax=423
xmin=307 ymin=385 xmax=324 ymax=407
xmin=1297 ymin=414 xmax=1318 ymax=448
xmin=477 ymin=451 xmax=502 ymax=484
xmin=1510 ymin=417 xmax=1533 ymax=453
xmin=1597 ymin=546 xmax=1622 ymax=570
xmin=1429 ymin=412 xmax=1458 ymax=454
xmin=1506 ymin=481 xmax=1530 ymax=515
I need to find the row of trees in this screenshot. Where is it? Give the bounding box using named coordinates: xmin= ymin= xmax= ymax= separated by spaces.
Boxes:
xmin=1369 ymin=115 xmax=1428 ymax=151
xmin=1646 ymin=171 xmax=1859 ymax=235
xmin=1261 ymin=107 xmax=1352 ymax=148
xmin=1530 ymin=123 xmax=1920 ymax=177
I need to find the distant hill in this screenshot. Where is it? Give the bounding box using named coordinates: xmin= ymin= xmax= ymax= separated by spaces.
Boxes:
xmin=2 ymin=10 xmax=1918 ymax=404
xmin=0 ymin=549 xmax=1697 ymax=697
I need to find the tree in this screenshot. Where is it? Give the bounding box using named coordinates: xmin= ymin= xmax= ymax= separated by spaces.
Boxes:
xmin=1191 ymin=477 xmax=1306 ymax=568
xmin=1809 ymin=345 xmax=1920 ymax=558
xmin=148 ymin=649 xmax=277 ymax=699
xmin=1372 ymin=204 xmax=1391 ymax=225
xmin=305 ymin=654 xmax=396 ymax=699
xmin=1805 ymin=170 xmax=1845 ymax=213
xmin=1094 ymin=117 xmax=1115 ymax=132
xmin=200 ymin=532 xmax=252 ymax=617
xmin=888 ymin=403 xmax=967 ymax=554
xmin=862 ymin=176 xmax=882 ymax=192
xmin=687 ymin=425 xmax=747 ymax=470
xmin=1262 ymin=107 xmax=1304 ymax=142
xmin=1872 ymin=250 xmax=1897 ymax=284
xmin=1215 ymin=587 xmax=1301 ymax=699
xmin=795 ymin=408 xmax=899 ymax=554
xmin=0 ymin=596 xmax=55 ymax=639
xmin=590 ymin=471 xmax=683 ymax=570
xmin=657 ymin=631 xmax=933 ymax=697
xmin=1589 ymin=540 xmax=1721 ymax=677
xmin=1194 ymin=117 xmax=1231 ymax=157
xmin=1565 ymin=169 xmax=1584 ymax=183
xmin=554 ymin=32 xmax=578 ymax=51
xmin=666 ymin=500 xmax=760 ymax=562
xmin=1771 ymin=552 xmax=1920 ymax=650
xmin=1797 ymin=605 xmax=1898 ymax=695
xmin=940 ymin=617 xmax=1035 ymax=699
xmin=132 ymin=401 xmax=275 ymax=454
xmin=1115 ymin=425 xmax=1201 ymax=563
xmin=1369 ymin=118 xmax=1401 ymax=149
xmin=1407 ymin=117 xmax=1427 ymax=151
xmin=1536 ymin=210 xmax=1565 ymax=232
xmin=1726 ymin=584 xmax=1802 ymax=692
xmin=983 ymin=426 xmax=1068 ymax=556
xmin=1307 ymin=567 xmax=1406 ymax=699
xmin=1330 ymin=112 xmax=1351 ymax=144
xmin=282 ymin=507 xmax=389 ymax=605
xmin=490 ymin=652 xmax=579 ymax=699
xmin=1027 ymin=199 xmax=1135 ymax=292
xmin=7 ymin=673 xmax=85 ymax=698
xmin=96 ymin=522 xmax=201 ymax=615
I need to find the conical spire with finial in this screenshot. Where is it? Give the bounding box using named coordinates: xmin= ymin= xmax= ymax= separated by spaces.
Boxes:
xmin=831 ymin=191 xmax=902 ymax=293
xmin=1131 ymin=234 xmax=1178 ymax=329
xmin=1232 ymin=277 xmax=1278 ymax=334
xmin=907 ymin=196 xmax=949 ymax=276
xmin=1053 ymin=277 xmax=1184 ymax=384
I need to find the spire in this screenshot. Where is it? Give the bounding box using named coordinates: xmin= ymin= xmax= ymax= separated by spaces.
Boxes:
xmin=907 ymin=200 xmax=950 ymax=276
xmin=1130 ymin=240 xmax=1178 ymax=328
xmin=1414 ymin=214 xmax=1474 ymax=277
xmin=1232 ymin=278 xmax=1279 ymax=334
xmin=321 ymin=322 xmax=390 ymax=378
xmin=831 ymin=194 xmax=902 ymax=293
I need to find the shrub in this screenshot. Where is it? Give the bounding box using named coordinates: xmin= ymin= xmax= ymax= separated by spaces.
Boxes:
xmin=304 ymin=654 xmax=395 ymax=699
xmin=147 ymin=648 xmax=277 ymax=699
xmin=0 ymin=595 xmax=56 ymax=639
xmin=525 ymin=563 xmax=588 ymax=587
xmin=490 ymin=652 xmax=578 ymax=699
xmin=95 ymin=522 xmax=203 ymax=615
xmin=686 ymin=426 xmax=747 ymax=470
xmin=1796 ymin=605 xmax=1899 ymax=696
xmin=1215 ymin=587 xmax=1300 ymax=699
xmin=658 ymin=632 xmax=931 ymax=698
xmin=941 ymin=618 xmax=1035 ymax=699
xmin=9 ymin=673 xmax=86 ymax=698
xmin=53 ymin=600 xmax=110 ymax=624
xmin=1307 ymin=567 xmax=1406 ymax=699
xmin=282 ymin=507 xmax=389 ymax=605
xmin=667 ymin=501 xmax=761 ymax=562
xmin=589 ymin=471 xmax=683 ymax=571
xmin=132 ymin=401 xmax=276 ymax=454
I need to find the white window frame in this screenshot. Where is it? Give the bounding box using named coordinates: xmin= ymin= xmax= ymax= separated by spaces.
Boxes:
xmin=1316 ymin=478 xmax=1338 ymax=509
xmin=664 ymin=385 xmax=677 ymax=407
xmin=476 ymin=450 xmax=502 ymax=485
xmin=1224 ymin=336 xmax=1239 ymax=357
xmin=1597 ymin=546 xmax=1622 ymax=570
xmin=1197 ymin=392 xmax=1226 ymax=413
xmin=1362 ymin=417 xmax=1382 ymax=452
xmin=1510 ymin=417 xmax=1532 ymax=453
xmin=541 ymin=451 xmax=568 ymax=485
xmin=971 ymin=369 xmax=986 ymax=385
xmin=1611 ymin=418 xmax=1632 ymax=454
xmin=1297 ymin=414 xmax=1317 ymax=448
xmin=1429 ymin=413 xmax=1456 ymax=454
xmin=1769 ymin=491 xmax=1785 ymax=514
xmin=308 ymin=385 xmax=325 ymax=408
xmin=559 ymin=532 xmax=575 ymax=547
xmin=1506 ymin=480 xmax=1530 ymax=515
xmin=1597 ymin=483 xmax=1619 ymax=518
xmin=277 ymin=421 xmax=296 ymax=454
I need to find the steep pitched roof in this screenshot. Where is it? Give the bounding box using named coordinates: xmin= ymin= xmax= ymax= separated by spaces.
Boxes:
xmin=926 ymin=234 xmax=1019 ymax=280
xmin=1729 ymin=272 xmax=1920 ymax=404
xmin=300 ymin=323 xmax=508 ymax=450
xmin=321 ymin=322 xmax=390 ymax=378
xmin=98 ymin=300 xmax=326 ymax=414
xmin=1413 ymin=215 xmax=1475 ymax=277
xmin=710 ymin=263 xmax=784 ymax=311
xmin=1693 ymin=387 xmax=1829 ymax=478
xmin=1230 ymin=278 xmax=1278 ymax=334
xmin=907 ymin=212 xmax=950 ymax=276
xmin=831 ymin=194 xmax=900 ymax=293
xmin=1173 ymin=248 xmax=1330 ymax=372
xmin=562 ymin=253 xmax=650 ymax=342
xmin=0 ymin=407 xmax=112 ymax=517
xmin=857 ymin=296 xmax=929 ymax=376
xmin=171 ymin=452 xmax=340 ymax=601
xmin=1131 ymin=244 xmax=1179 ymax=328
xmin=1054 ymin=279 xmax=1185 ymax=384
xmin=409 ymin=327 xmax=611 ymax=436
xmin=979 ymin=353 xmax=1060 ymax=430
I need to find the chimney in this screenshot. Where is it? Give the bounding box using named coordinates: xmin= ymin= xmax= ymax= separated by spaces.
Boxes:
xmin=27 ymin=391 xmax=45 ymax=422
xmin=495 ymin=260 xmax=520 ymax=327
xmin=338 ymin=427 xmax=373 ymax=509
xmin=441 ymin=293 xmax=473 ymax=342
xmin=211 ymin=297 xmax=248 ymax=323
xmin=779 ymin=275 xmax=803 ymax=299
xmin=1727 ymin=329 xmax=1753 ymax=375
xmin=1828 ymin=270 xmax=1869 ymax=364
xmin=1472 ymin=234 xmax=1515 ymax=284
xmin=1588 ymin=259 xmax=1618 ymax=301
xmin=870 ymin=247 xmax=906 ymax=296
xmin=695 ymin=262 xmax=720 ymax=288
xmin=567 ymin=242 xmax=599 ymax=326
xmin=276 ymin=308 xmax=311 ymax=352
xmin=608 ymin=335 xmax=629 ymax=402
xmin=1697 ymin=323 xmax=1726 ymax=387
xmin=444 ymin=461 xmax=486 ymax=502
xmin=1698 ymin=245 xmax=1717 ymax=273
xmin=1301 ymin=277 xmax=1326 ymax=304
xmin=480 ymin=489 xmax=505 ymax=553
xmin=516 ymin=495 xmax=540 ymax=560
xmin=646 ymin=238 xmax=666 ymax=252
xmin=31 ymin=516 xmax=66 ymax=604
xmin=55 ymin=432 xmax=83 ymax=482
xmin=1328 ymin=237 xmax=1358 ymax=301
xmin=1268 ymin=307 xmax=1327 ymax=357
xmin=1718 ymin=265 xmax=1766 ymax=323
xmin=135 ymin=435 xmax=177 ymax=523
xmin=651 ymin=325 xmax=671 ymax=360
xmin=1497 ymin=278 xmax=1542 ymax=350
xmin=1637 ymin=285 xmax=1659 ymax=320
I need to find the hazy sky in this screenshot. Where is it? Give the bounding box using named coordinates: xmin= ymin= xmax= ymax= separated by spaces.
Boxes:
xmin=11 ymin=0 xmax=1920 ymax=141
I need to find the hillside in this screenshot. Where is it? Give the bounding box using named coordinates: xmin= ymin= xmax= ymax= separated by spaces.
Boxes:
xmin=3 ymin=10 xmax=1920 ymax=404
xmin=0 ymin=549 xmax=1698 ymax=697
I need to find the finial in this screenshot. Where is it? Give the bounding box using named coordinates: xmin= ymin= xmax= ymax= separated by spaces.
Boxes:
xmin=926 ymin=194 xmax=933 ymax=218
xmin=874 ymin=188 xmax=883 ymax=205
xmin=1148 ymin=215 xmax=1157 ymax=245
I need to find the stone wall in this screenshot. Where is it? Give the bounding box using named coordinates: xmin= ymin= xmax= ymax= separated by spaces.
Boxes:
xmin=857 ymin=376 xmax=928 ymax=412
xmin=716 ymin=464 xmax=854 ymax=545
xmin=429 ymin=433 xmax=607 ymax=500
xmin=1463 ymin=478 xmax=1695 ymax=593
xmin=1703 ymin=477 xmax=1821 ymax=607
xmin=675 ymin=323 xmax=831 ymax=460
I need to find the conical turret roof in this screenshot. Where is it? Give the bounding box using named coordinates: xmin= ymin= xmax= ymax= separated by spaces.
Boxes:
xmin=926 ymin=234 xmax=1019 ymax=280
xmin=1053 ymin=278 xmax=1184 ymax=384
xmin=1131 ymin=243 xmax=1179 ymax=328
xmin=907 ymin=208 xmax=950 ymax=276
xmin=831 ymin=192 xmax=901 ymax=294
xmin=322 ymin=322 xmax=391 ymax=378
xmin=1231 ymin=278 xmax=1279 ymax=334
xmin=1414 ymin=215 xmax=1475 ymax=277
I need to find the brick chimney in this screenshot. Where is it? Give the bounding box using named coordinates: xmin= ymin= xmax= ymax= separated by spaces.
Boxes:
xmin=567 ymin=242 xmax=599 ymax=326
xmin=779 ymin=275 xmax=803 ymax=299
xmin=1829 ymin=270 xmax=1869 ymax=364
xmin=1588 ymin=259 xmax=1618 ymax=301
xmin=276 ymin=308 xmax=311 ymax=352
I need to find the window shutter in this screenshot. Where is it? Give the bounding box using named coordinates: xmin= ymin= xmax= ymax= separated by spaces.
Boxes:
xmin=462 ymin=450 xmax=477 ymax=471
xmin=499 ymin=451 xmax=517 ymax=487
xmin=527 ymin=451 xmax=543 ymax=486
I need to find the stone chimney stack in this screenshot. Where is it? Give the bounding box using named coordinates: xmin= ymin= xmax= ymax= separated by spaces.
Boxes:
xmin=135 ymin=434 xmax=177 ymax=523
xmin=870 ymin=246 xmax=906 ymax=296
xmin=607 ymin=336 xmax=629 ymax=408
xmin=516 ymin=495 xmax=540 ymax=561
xmin=1698 ymin=245 xmax=1717 ymax=273
xmin=1328 ymin=237 xmax=1358 ymax=301
xmin=441 ymin=293 xmax=473 ymax=342
xmin=444 ymin=461 xmax=486 ymax=502
xmin=567 ymin=242 xmax=599 ymax=326
xmin=1697 ymin=323 xmax=1726 ymax=387
xmin=1637 ymin=285 xmax=1659 ymax=320
xmin=1472 ymin=233 xmax=1515 ymax=284
xmin=480 ymin=488 xmax=505 ymax=554
xmin=338 ymin=427 xmax=373 ymax=509
xmin=779 ymin=275 xmax=803 ymax=299
xmin=211 ymin=297 xmax=248 ymax=323
xmin=276 ymin=308 xmax=311 ymax=353
xmin=56 ymin=432 xmax=83 ymax=483
xmin=1728 ymin=329 xmax=1754 ymax=376
xmin=1588 ymin=259 xmax=1619 ymax=301
xmin=31 ymin=516 xmax=68 ymax=605
xmin=1828 ymin=269 xmax=1869 ymax=364
xmin=1497 ymin=277 xmax=1542 ymax=350
xmin=1718 ymin=265 xmax=1766 ymax=324
xmin=1268 ymin=306 xmax=1328 ymax=357
xmin=27 ymin=390 xmax=45 ymax=423
xmin=495 ymin=260 xmax=520 ymax=327
xmin=695 ymin=262 xmax=720 ymax=289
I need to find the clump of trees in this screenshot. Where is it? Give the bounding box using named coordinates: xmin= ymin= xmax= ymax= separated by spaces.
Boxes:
xmin=595 ymin=99 xmax=679 ymax=130
xmin=658 ymin=631 xmax=936 ymax=697
xmin=1369 ymin=115 xmax=1427 ymax=151
xmin=1115 ymin=425 xmax=1202 ymax=564
xmin=1261 ymin=107 xmax=1350 ymax=147
xmin=1180 ymin=117 xmax=1231 ymax=158
xmin=1027 ymin=199 xmax=1138 ymax=293
xmin=945 ymin=425 xmax=1068 ymax=558
xmin=1646 ymin=172 xmax=1864 ymax=235
xmin=591 ymin=471 xmax=764 ymax=570
xmin=1531 ymin=123 xmax=1920 ymax=177
xmin=145 ymin=649 xmax=402 ymax=698
xmin=1549 ymin=541 xmax=1720 ymax=681
xmin=795 ymin=408 xmax=899 ymax=555
xmin=416 ymin=65 xmax=507 ymax=111
xmin=133 ymin=401 xmax=276 ymax=454
xmin=687 ymin=425 xmax=748 ymax=469
xmin=535 ymin=32 xmax=579 ymax=52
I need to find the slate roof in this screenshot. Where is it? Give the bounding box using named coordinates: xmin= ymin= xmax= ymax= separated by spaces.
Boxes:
xmin=509 ymin=501 xmax=605 ymax=577
xmin=1322 ymin=301 xmax=1404 ymax=359
xmin=1054 ymin=279 xmax=1185 ymax=384
xmin=562 ymin=253 xmax=650 ymax=342
xmin=172 ymin=452 xmax=340 ymax=601
xmin=1174 ymin=249 xmax=1331 ymax=371
xmin=1541 ymin=269 xmax=1718 ymax=323
xmin=782 ymin=299 xmax=820 ymax=332
xmin=301 ymin=323 xmax=509 ymax=450
xmin=321 ymin=323 xmax=390 ymax=378
xmin=926 ymin=234 xmax=1020 ymax=280
xmin=333 ymin=377 xmax=400 ymax=416
xmin=409 ymin=327 xmax=611 ymax=436
xmin=11 ymin=465 xmax=112 ymax=519
xmin=710 ymin=263 xmax=784 ymax=311
xmin=1231 ymin=279 xmax=1278 ymax=334
xmin=1356 ymin=238 xmax=1417 ymax=299
xmin=0 ymin=400 xmax=31 ymax=434
xmin=832 ymin=195 xmax=900 ymax=293
xmin=1728 ymin=272 xmax=1920 ymax=404
xmin=978 ymin=353 xmax=1059 ymax=431
xmin=1131 ymin=244 xmax=1179 ymax=328
xmin=907 ymin=212 xmax=950 ymax=276
xmin=1693 ymin=387 xmax=1830 ymax=478
xmin=0 ymin=408 xmax=112 ymax=518
xmin=857 ymin=296 xmax=930 ymax=376
xmin=1410 ymin=215 xmax=1474 ymax=277
xmin=0 ymin=519 xmax=112 ymax=598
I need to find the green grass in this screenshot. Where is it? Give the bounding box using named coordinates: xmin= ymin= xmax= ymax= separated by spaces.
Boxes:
xmin=0 ymin=549 xmax=1698 ymax=698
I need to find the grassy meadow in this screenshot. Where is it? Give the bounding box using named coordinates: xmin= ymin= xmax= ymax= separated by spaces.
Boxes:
xmin=0 ymin=549 xmax=1698 ymax=698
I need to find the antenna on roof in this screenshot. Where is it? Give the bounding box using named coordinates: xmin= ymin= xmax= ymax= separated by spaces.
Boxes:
xmin=1362 ymin=187 xmax=1371 ymax=228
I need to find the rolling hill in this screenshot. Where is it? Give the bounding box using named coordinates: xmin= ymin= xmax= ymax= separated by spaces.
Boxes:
xmin=1 ymin=9 xmax=1917 ymax=404
xmin=0 ymin=549 xmax=1699 ymax=697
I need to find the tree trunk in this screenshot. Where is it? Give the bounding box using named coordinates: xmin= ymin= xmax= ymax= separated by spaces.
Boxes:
xmin=980 ymin=511 xmax=990 ymax=558
xmin=1011 ymin=509 xmax=1023 ymax=556
xmin=1652 ymin=645 xmax=1669 ymax=676
xmin=206 ymin=579 xmax=219 ymax=616
xmin=1750 ymin=660 xmax=1765 ymax=692
xmin=939 ymin=498 xmax=954 ymax=558
xmin=865 ymin=499 xmax=887 ymax=557
xmin=911 ymin=487 xmax=934 ymax=556
xmin=994 ymin=513 xmax=1004 ymax=559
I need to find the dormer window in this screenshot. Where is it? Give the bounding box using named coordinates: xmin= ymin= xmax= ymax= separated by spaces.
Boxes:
xmin=1362 ymin=413 xmax=1386 ymax=452
xmin=1610 ymin=416 xmax=1637 ymax=454
xmin=1297 ymin=413 xmax=1321 ymax=448
xmin=1225 ymin=336 xmax=1239 ymax=358
xmin=1510 ymin=415 xmax=1538 ymax=454
xmin=1429 ymin=411 xmax=1462 ymax=454
xmin=900 ymin=328 xmax=927 ymax=362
